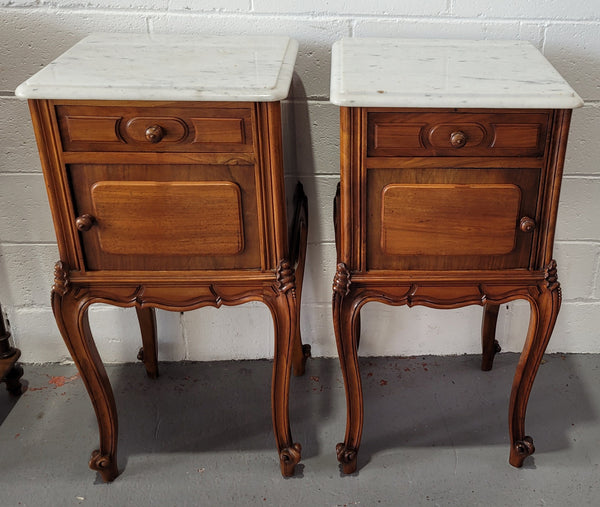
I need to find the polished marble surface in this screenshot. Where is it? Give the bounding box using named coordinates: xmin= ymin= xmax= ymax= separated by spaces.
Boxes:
xmin=330 ymin=38 xmax=583 ymax=108
xmin=16 ymin=33 xmax=298 ymax=102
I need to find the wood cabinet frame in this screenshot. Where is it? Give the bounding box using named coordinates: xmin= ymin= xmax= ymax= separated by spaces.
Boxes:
xmin=333 ymin=106 xmax=571 ymax=473
xmin=29 ymin=99 xmax=309 ymax=481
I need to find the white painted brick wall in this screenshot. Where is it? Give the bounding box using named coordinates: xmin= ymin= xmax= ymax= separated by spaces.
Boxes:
xmin=1 ymin=1 xmax=599 ymax=363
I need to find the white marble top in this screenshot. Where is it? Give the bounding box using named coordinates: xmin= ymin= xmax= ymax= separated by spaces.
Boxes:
xmin=330 ymin=38 xmax=582 ymax=108
xmin=15 ymin=33 xmax=298 ymax=102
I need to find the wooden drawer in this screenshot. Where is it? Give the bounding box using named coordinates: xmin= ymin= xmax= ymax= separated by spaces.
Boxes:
xmin=56 ymin=104 xmax=254 ymax=153
xmin=367 ymin=111 xmax=550 ymax=157
xmin=366 ymin=166 xmax=541 ymax=270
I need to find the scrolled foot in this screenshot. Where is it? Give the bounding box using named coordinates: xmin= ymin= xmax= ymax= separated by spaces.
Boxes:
xmin=89 ymin=449 xmax=118 ymax=482
xmin=336 ymin=442 xmax=358 ymax=474
xmin=279 ymin=443 xmax=302 ymax=477
xmin=5 ymin=363 xmax=24 ymax=396
xmin=509 ymin=436 xmax=535 ymax=467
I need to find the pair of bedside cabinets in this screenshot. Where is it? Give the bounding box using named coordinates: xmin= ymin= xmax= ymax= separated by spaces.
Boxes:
xmin=16 ymin=34 xmax=582 ymax=481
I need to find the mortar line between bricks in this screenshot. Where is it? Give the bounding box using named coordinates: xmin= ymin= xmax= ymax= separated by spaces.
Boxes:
xmin=0 ymin=241 xmax=57 ymax=246
xmin=555 ymin=240 xmax=600 ymax=245
xmin=555 ymin=239 xmax=600 ymax=244
xmin=285 ymin=173 xmax=340 ymax=178
xmin=558 ymin=299 xmax=600 ymax=304
xmin=288 ymin=97 xmax=330 ymax=103
xmin=592 ymin=253 xmax=600 ymax=298
xmin=0 ymin=172 xmax=44 ymax=176
xmin=2 ymin=6 xmax=598 ymax=24
xmin=147 ymin=12 xmax=600 ymax=24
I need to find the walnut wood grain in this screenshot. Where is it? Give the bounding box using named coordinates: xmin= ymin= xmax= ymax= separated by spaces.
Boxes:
xmin=334 ymin=106 xmax=572 ymax=474
xmin=289 ymin=182 xmax=311 ymax=376
xmin=69 ymin=163 xmax=261 ymax=271
xmin=29 ymin=98 xmax=308 ymax=481
xmin=136 ymin=306 xmax=158 ymax=379
xmin=56 ymin=103 xmax=253 ymax=153
xmin=367 ymin=110 xmax=550 ymax=157
xmin=481 ymin=303 xmax=501 ymax=371
xmin=89 ymin=181 xmax=244 ymax=255
xmin=380 ymin=183 xmax=521 ymax=256
xmin=367 ymin=166 xmax=540 ymax=270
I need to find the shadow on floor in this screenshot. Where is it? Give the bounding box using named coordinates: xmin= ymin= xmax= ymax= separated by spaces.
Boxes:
xmin=108 ymin=356 xmax=333 ymax=472
xmin=357 ymin=353 xmax=597 ymax=469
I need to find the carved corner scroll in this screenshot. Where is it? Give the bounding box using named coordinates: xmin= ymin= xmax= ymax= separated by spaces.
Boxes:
xmin=52 ymin=261 xmax=70 ymax=297
xmin=332 ymin=263 xmax=351 ymax=297
xmin=276 ymin=259 xmax=296 ymax=297
xmin=545 ymin=259 xmax=560 ymax=292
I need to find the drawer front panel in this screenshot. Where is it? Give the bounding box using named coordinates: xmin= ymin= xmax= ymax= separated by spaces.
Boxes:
xmin=366 ymin=167 xmax=540 ymax=271
xmin=367 ymin=111 xmax=550 ymax=157
xmin=381 ymin=184 xmax=521 ymax=256
xmin=91 ymin=181 xmax=244 ymax=256
xmin=56 ymin=104 xmax=253 ymax=153
xmin=69 ymin=163 xmax=261 ymax=271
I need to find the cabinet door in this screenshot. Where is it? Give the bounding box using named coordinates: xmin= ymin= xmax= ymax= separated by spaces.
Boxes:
xmin=69 ymin=163 xmax=261 ymax=271
xmin=366 ymin=167 xmax=540 ymax=270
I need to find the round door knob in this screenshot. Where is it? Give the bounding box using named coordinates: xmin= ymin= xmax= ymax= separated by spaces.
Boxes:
xmin=145 ymin=125 xmax=164 ymax=143
xmin=450 ymin=130 xmax=467 ymax=148
xmin=75 ymin=214 xmax=95 ymax=232
xmin=520 ymin=216 xmax=536 ymax=233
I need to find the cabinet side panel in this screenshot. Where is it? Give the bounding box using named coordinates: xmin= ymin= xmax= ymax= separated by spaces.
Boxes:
xmin=28 ymin=99 xmax=82 ymax=270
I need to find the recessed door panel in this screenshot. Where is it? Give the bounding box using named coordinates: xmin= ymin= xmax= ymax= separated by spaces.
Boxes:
xmin=69 ymin=163 xmax=261 ymax=271
xmin=381 ymin=184 xmax=521 ymax=256
xmin=90 ymin=181 xmax=244 ymax=256
xmin=366 ymin=167 xmax=540 ymax=270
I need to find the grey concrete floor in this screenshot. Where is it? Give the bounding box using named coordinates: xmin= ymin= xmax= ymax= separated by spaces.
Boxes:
xmin=1 ymin=354 xmax=599 ymax=506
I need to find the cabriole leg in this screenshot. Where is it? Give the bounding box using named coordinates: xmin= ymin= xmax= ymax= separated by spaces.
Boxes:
xmin=268 ymin=261 xmax=302 ymax=477
xmin=51 ymin=264 xmax=118 ymax=482
xmin=509 ymin=261 xmax=561 ymax=467
xmin=481 ymin=303 xmax=501 ymax=371
xmin=289 ymin=182 xmax=310 ymax=377
xmin=136 ymin=306 xmax=158 ymax=379
xmin=333 ymin=263 xmax=362 ymax=474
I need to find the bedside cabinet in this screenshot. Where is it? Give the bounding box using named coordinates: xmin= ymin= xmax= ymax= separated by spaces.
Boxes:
xmin=16 ymin=33 xmax=309 ymax=481
xmin=330 ymin=38 xmax=583 ymax=473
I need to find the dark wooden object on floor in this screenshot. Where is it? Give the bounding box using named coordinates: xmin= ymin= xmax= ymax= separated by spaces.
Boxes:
xmin=28 ymin=99 xmax=309 ymax=481
xmin=333 ymin=106 xmax=571 ymax=473
xmin=0 ymin=303 xmax=23 ymax=396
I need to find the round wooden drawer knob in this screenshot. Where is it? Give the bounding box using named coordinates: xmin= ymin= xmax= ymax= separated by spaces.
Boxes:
xmin=75 ymin=214 xmax=95 ymax=232
xmin=520 ymin=216 xmax=536 ymax=233
xmin=450 ymin=130 xmax=467 ymax=148
xmin=145 ymin=125 xmax=164 ymax=143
